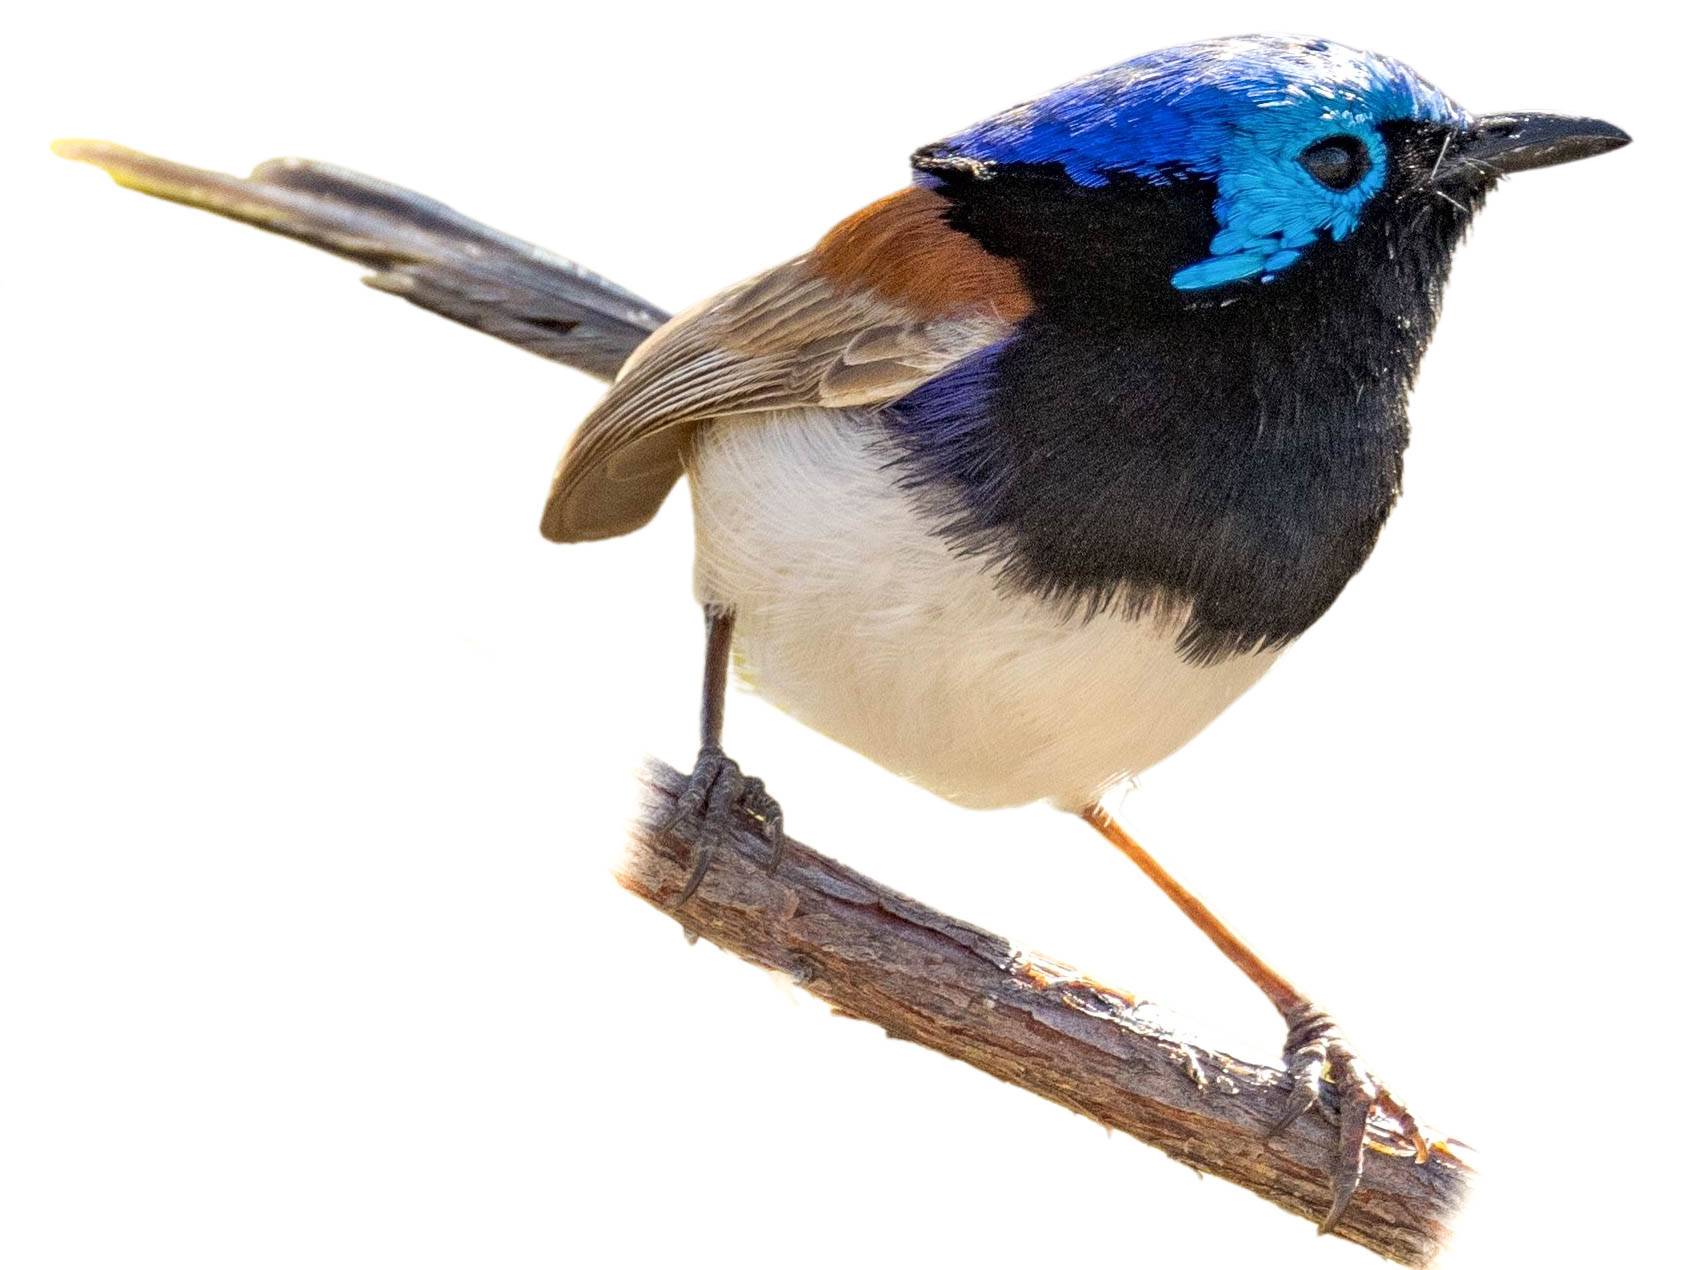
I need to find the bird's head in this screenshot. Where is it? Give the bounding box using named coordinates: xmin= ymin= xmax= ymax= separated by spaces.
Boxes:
xmin=885 ymin=38 xmax=1629 ymax=657
xmin=911 ymin=35 xmax=1628 ymax=312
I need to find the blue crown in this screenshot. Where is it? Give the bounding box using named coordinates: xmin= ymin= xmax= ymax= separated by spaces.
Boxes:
xmin=920 ymin=36 xmax=1470 ymax=290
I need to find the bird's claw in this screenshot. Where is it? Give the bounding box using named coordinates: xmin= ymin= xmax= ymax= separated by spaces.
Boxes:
xmin=1268 ymin=1004 xmax=1428 ymax=1235
xmin=737 ymin=774 xmax=786 ymax=867
xmin=664 ymin=746 xmax=785 ymax=904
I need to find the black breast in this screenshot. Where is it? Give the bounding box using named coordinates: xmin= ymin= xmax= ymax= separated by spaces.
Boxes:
xmin=890 ymin=131 xmax=1478 ymax=664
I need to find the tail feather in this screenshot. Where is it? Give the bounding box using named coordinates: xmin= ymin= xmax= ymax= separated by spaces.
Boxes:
xmin=53 ymin=140 xmax=670 ymax=381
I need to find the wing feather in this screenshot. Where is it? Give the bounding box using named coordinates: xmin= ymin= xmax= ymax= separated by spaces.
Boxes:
xmin=539 ymin=255 xmax=1010 ymax=542
xmin=538 ymin=188 xmax=1029 ymax=541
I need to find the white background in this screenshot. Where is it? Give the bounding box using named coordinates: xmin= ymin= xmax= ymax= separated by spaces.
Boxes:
xmin=4 ymin=3 xmax=1687 ymax=1266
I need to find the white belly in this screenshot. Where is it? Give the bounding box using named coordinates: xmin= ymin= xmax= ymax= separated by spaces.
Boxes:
xmin=688 ymin=407 xmax=1278 ymax=811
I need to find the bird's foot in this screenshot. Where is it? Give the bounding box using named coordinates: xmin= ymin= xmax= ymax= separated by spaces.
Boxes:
xmin=663 ymin=745 xmax=785 ymax=905
xmin=1269 ymin=1003 xmax=1428 ymax=1234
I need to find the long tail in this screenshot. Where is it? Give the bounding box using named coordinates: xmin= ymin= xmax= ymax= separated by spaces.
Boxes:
xmin=53 ymin=140 xmax=670 ymax=381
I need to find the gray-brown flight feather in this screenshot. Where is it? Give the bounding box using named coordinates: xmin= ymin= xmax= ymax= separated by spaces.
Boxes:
xmin=539 ymin=259 xmax=1006 ymax=543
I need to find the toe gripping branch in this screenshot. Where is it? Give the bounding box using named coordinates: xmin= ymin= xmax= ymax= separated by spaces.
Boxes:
xmin=1273 ymin=1002 xmax=1431 ymax=1234
xmin=665 ymin=744 xmax=785 ymax=904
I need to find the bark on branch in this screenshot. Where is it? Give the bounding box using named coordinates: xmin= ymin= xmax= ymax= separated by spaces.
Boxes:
xmin=618 ymin=762 xmax=1473 ymax=1266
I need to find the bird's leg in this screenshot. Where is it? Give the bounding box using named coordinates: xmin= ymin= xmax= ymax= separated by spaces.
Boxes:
xmin=1080 ymin=804 xmax=1427 ymax=1233
xmin=664 ymin=606 xmax=784 ymax=904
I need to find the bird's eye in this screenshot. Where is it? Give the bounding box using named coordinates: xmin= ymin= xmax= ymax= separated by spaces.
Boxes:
xmin=1299 ymin=135 xmax=1372 ymax=191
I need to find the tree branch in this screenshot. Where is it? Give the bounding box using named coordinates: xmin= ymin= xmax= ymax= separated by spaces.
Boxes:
xmin=619 ymin=762 xmax=1472 ymax=1266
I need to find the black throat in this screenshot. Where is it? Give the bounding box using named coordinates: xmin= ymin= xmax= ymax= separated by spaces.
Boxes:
xmin=891 ymin=123 xmax=1487 ymax=664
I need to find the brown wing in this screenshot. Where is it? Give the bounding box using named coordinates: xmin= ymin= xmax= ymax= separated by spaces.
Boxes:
xmin=539 ymin=186 xmax=1031 ymax=543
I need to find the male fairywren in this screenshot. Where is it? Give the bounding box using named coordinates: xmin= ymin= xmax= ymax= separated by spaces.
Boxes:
xmin=540 ymin=35 xmax=1627 ymax=1228
xmin=59 ymin=33 xmax=1631 ymax=1233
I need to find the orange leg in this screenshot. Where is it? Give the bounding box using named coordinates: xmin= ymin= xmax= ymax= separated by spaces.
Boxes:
xmin=1081 ymin=802 xmax=1427 ymax=1233
xmin=1082 ymin=803 xmax=1306 ymax=1017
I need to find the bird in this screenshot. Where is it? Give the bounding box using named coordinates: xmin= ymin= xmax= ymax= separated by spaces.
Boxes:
xmin=57 ymin=33 xmax=1630 ymax=1233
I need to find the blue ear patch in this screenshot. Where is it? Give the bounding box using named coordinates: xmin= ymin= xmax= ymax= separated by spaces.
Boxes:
xmin=1171 ymin=115 xmax=1392 ymax=290
xmin=919 ymin=36 xmax=1468 ymax=292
